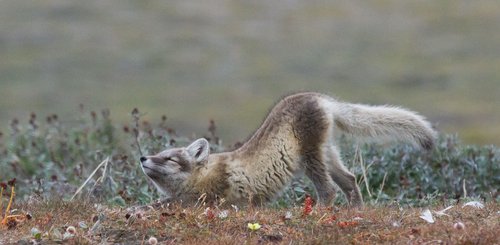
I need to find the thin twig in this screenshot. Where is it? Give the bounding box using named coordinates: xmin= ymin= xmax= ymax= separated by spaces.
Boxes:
xmin=70 ymin=157 xmax=109 ymax=201
xmin=316 ymin=213 xmax=328 ymax=224
xmin=195 ymin=193 xmax=207 ymax=208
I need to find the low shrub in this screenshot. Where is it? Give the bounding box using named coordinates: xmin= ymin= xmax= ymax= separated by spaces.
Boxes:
xmin=0 ymin=108 xmax=498 ymax=206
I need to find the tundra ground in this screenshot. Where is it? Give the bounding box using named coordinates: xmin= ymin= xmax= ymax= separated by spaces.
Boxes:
xmin=1 ymin=200 xmax=498 ymax=244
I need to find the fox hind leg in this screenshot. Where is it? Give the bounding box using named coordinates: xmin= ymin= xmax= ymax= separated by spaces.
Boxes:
xmin=303 ymin=154 xmax=337 ymax=206
xmin=325 ymin=146 xmax=363 ymax=207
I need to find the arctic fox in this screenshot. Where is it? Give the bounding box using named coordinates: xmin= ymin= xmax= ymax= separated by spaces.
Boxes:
xmin=140 ymin=92 xmax=436 ymax=206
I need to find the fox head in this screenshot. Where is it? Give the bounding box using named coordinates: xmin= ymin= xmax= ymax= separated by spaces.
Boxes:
xmin=140 ymin=138 xmax=210 ymax=198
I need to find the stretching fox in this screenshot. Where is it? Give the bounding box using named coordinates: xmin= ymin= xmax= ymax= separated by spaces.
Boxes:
xmin=140 ymin=92 xmax=436 ymax=206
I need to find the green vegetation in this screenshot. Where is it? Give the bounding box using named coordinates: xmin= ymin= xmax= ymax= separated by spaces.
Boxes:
xmin=0 ymin=108 xmax=498 ymax=244
xmin=0 ymin=109 xmax=498 ymax=206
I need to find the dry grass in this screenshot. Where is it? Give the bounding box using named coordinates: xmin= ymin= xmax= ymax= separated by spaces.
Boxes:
xmin=1 ymin=199 xmax=498 ymax=244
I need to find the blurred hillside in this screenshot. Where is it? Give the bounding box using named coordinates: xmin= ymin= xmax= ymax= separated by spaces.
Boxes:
xmin=0 ymin=0 xmax=499 ymax=145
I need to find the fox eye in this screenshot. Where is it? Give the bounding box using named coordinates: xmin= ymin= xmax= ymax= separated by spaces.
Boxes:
xmin=164 ymin=157 xmax=178 ymax=163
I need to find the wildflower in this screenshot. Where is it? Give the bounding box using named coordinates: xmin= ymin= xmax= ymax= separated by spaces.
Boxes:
xmin=247 ymin=222 xmax=261 ymax=231
xmin=131 ymin=108 xmax=140 ymax=117
xmin=7 ymin=178 xmax=16 ymax=186
xmin=148 ymin=236 xmax=158 ymax=245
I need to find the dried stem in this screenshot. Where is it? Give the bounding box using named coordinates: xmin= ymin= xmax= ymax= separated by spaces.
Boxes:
xmin=375 ymin=172 xmax=388 ymax=203
xmin=131 ymin=108 xmax=144 ymax=157
xmin=1 ymin=186 xmax=15 ymax=225
xmin=356 ymin=145 xmax=372 ymax=198
xmin=70 ymin=157 xmax=109 ymax=201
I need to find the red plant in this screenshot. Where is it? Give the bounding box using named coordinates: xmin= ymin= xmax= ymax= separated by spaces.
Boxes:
xmin=337 ymin=221 xmax=359 ymax=228
xmin=205 ymin=208 xmax=215 ymax=221
xmin=302 ymin=195 xmax=313 ymax=217
xmin=322 ymin=215 xmax=337 ymax=224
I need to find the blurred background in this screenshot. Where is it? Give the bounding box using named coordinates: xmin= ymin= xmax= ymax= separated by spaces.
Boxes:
xmin=0 ymin=0 xmax=499 ymax=145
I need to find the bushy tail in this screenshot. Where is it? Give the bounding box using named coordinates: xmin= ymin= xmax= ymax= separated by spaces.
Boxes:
xmin=333 ymin=102 xmax=437 ymax=150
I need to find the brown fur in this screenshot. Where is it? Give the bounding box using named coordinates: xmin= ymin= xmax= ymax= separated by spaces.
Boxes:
xmin=140 ymin=92 xmax=437 ymax=207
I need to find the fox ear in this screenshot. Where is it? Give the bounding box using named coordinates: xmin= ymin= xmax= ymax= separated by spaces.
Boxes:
xmin=186 ymin=138 xmax=210 ymax=164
